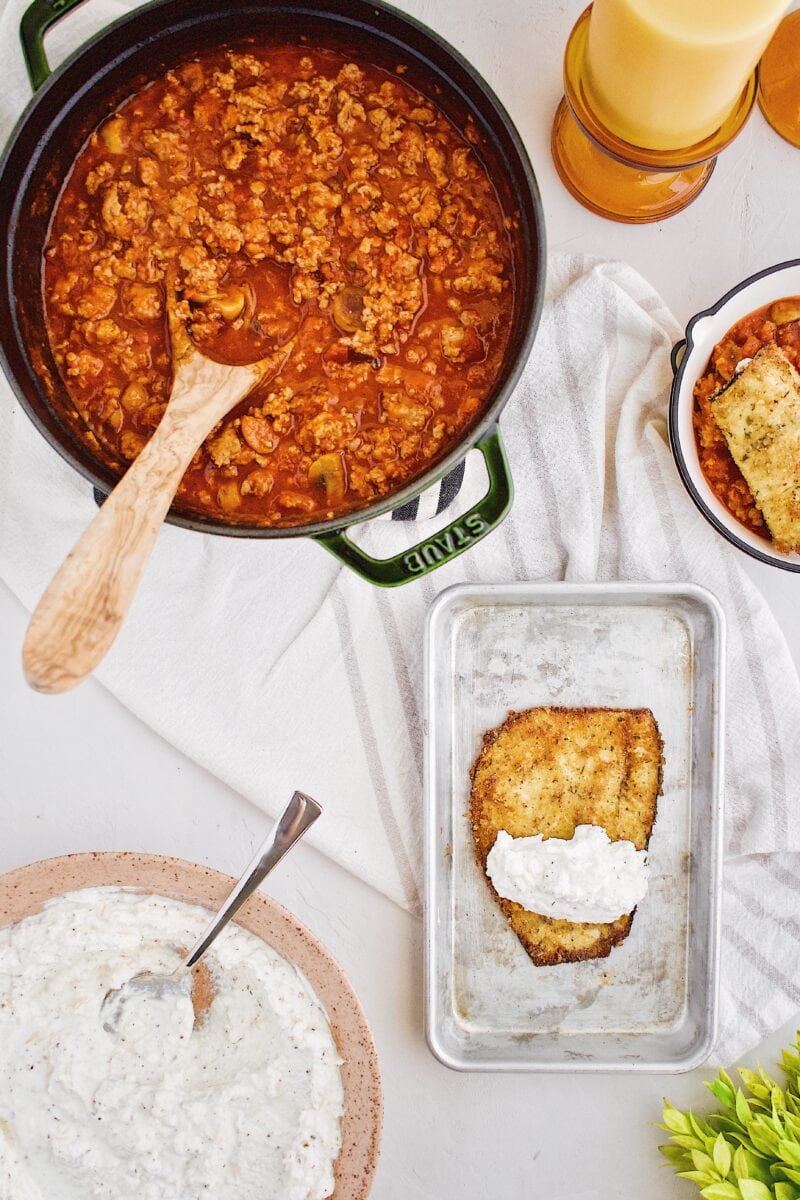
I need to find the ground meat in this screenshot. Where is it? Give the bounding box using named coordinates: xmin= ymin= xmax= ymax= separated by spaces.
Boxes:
xmin=124 ymin=283 xmax=162 ymax=321
xmin=100 ymin=182 xmax=152 ymax=239
xmin=208 ymin=426 xmax=242 ymax=466
xmin=43 ymin=43 xmax=514 ymax=527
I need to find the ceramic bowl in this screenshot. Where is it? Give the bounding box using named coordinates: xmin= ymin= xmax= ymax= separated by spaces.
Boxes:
xmin=0 ymin=850 xmax=382 ymax=1199
xmin=669 ymin=258 xmax=800 ymax=572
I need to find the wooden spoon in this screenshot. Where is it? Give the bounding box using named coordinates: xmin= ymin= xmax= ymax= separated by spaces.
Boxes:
xmin=23 ymin=286 xmax=288 ymax=693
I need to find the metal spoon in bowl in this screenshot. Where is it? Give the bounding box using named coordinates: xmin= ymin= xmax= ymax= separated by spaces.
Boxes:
xmin=100 ymin=790 xmax=321 ymax=1036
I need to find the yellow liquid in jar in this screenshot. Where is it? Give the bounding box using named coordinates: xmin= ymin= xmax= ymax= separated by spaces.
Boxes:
xmin=585 ymin=0 xmax=789 ymax=150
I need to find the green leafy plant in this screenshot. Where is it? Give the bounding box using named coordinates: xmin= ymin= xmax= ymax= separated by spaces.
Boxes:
xmin=660 ymin=1036 xmax=800 ymax=1200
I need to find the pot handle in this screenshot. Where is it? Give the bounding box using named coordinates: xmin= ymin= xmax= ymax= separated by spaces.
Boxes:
xmin=21 ymin=0 xmax=87 ymax=91
xmin=671 ymin=338 xmax=687 ymax=375
xmin=313 ymin=425 xmax=513 ymax=586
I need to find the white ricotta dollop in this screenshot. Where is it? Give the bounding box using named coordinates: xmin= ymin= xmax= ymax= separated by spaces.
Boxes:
xmin=486 ymin=825 xmax=650 ymax=924
xmin=0 ymin=888 xmax=344 ymax=1200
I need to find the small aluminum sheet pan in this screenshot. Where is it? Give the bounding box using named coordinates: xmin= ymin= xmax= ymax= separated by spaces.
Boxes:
xmin=424 ymin=582 xmax=725 ymax=1072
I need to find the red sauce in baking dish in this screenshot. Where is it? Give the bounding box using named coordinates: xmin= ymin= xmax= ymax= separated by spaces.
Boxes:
xmin=692 ymin=295 xmax=800 ymax=539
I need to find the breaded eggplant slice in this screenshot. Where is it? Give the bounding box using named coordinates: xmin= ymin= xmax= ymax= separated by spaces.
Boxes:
xmin=470 ymin=706 xmax=663 ymax=966
xmin=711 ymin=344 xmax=800 ymax=552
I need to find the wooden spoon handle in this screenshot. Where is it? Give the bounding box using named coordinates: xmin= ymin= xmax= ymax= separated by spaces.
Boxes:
xmin=22 ymin=406 xmax=211 ymax=694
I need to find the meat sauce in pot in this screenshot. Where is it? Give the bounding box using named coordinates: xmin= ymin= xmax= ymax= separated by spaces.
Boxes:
xmin=43 ymin=45 xmax=515 ymax=526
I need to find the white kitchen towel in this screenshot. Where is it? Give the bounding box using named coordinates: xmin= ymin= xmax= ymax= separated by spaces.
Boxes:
xmin=2 ymin=0 xmax=800 ymax=1065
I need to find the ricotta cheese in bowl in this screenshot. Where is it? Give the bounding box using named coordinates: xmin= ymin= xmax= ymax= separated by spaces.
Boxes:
xmin=0 ymin=887 xmax=344 ymax=1200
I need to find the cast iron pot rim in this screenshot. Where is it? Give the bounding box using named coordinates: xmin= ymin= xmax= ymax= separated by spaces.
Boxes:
xmin=0 ymin=0 xmax=546 ymax=540
xmin=668 ymin=256 xmax=800 ymax=574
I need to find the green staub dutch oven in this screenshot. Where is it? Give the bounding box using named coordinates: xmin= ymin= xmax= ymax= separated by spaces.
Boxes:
xmin=0 ymin=0 xmax=545 ymax=585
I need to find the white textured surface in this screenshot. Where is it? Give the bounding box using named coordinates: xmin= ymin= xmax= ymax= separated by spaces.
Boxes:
xmin=2 ymin=0 xmax=800 ymax=1197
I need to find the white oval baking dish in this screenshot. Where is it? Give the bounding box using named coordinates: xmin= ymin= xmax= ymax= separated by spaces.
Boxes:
xmin=669 ymin=258 xmax=800 ymax=573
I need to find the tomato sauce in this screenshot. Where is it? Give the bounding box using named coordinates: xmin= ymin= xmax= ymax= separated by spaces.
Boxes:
xmin=43 ymin=45 xmax=515 ymax=525
xmin=692 ymin=296 xmax=800 ymax=540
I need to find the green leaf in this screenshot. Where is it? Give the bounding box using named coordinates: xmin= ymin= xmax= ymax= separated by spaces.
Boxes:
xmin=735 ymin=1146 xmax=752 ymax=1179
xmin=671 ymin=1134 xmax=706 ymax=1151
xmin=689 ymin=1110 xmax=712 ymax=1139
xmin=740 ymin=1069 xmax=772 ymax=1103
xmin=710 ymin=1076 xmax=738 ymax=1109
xmin=735 ymin=1150 xmax=776 ymax=1185
xmin=775 ymin=1185 xmax=799 ymax=1200
xmin=659 ymin=1144 xmax=691 ymax=1166
xmin=663 ymin=1103 xmax=693 ymax=1136
xmin=783 ymin=1052 xmax=800 ymax=1093
xmin=774 ymin=1167 xmax=800 ymax=1187
xmin=738 ymin=1092 xmax=755 ymax=1125
xmin=779 ymin=1141 xmax=800 ymax=1166
xmin=693 ymin=1149 xmax=718 ymax=1174
xmin=701 ymin=1185 xmax=744 ymax=1200
xmin=714 ymin=1135 xmax=733 ymax=1179
xmin=736 ymin=1137 xmax=771 ymax=1162
xmin=750 ymin=1131 xmax=780 ymax=1158
xmin=739 ymin=1180 xmax=774 ymax=1200
xmin=717 ymin=1116 xmax=752 ymax=1141
xmin=749 ymin=1121 xmax=781 ymax=1157
xmin=701 ymin=1184 xmax=745 ymax=1200
xmin=680 ymin=1170 xmax=717 ymax=1186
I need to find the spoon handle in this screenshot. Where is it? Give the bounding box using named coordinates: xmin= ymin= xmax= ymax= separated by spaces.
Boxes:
xmin=22 ymin=353 xmax=257 ymax=694
xmin=184 ymin=791 xmax=322 ymax=969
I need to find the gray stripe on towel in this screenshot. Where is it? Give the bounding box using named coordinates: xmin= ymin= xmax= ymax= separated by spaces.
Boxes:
xmin=721 ymin=552 xmax=788 ymax=847
xmin=725 ymin=921 xmax=800 ymax=1007
xmin=375 ymin=590 xmax=423 ymax=786
xmin=727 ymin=872 xmax=800 ymax=948
xmin=330 ymin=586 xmax=420 ymax=910
xmin=391 ymin=495 xmax=420 ymax=522
xmin=391 ymin=462 xmax=467 ymax=522
xmin=755 ymin=855 xmax=800 ymax=901
xmin=436 ymin=459 xmax=466 ymax=514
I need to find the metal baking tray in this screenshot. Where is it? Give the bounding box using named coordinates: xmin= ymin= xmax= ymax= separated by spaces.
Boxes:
xmin=424 ymin=582 xmax=725 ymax=1072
